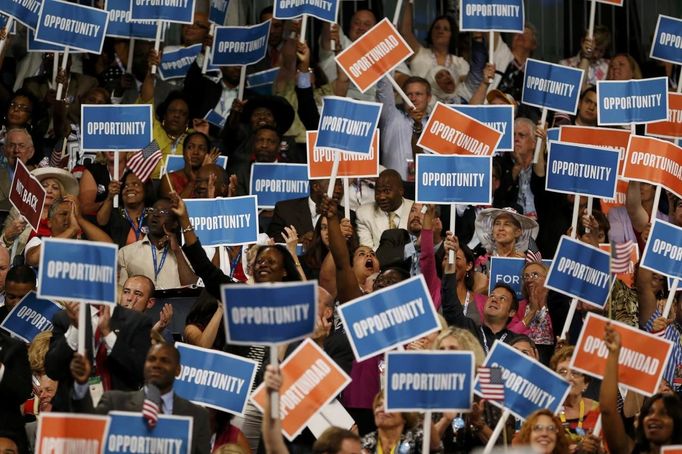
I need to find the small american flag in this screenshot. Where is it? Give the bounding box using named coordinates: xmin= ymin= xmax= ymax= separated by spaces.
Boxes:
xmin=478 ymin=366 xmax=505 ymax=402
xmin=142 ymin=384 xmax=161 ymax=428
xmin=525 ymin=249 xmax=543 ymax=264
xmin=126 ymin=140 xmax=162 ymax=182
xmin=610 ymin=240 xmax=636 ymax=274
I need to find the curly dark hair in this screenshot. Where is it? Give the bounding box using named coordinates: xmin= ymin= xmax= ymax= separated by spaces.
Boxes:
xmin=633 ymin=393 xmax=682 ymax=452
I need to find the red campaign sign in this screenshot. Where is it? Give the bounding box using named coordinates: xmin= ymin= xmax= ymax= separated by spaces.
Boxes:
xmin=9 ymin=160 xmax=46 ymax=232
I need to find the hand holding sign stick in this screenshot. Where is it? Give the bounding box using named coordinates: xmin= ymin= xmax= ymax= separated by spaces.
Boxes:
xmin=151 ymin=22 xmax=164 ymax=75
xmin=202 ymin=24 xmax=216 ymax=74
xmin=56 ymin=48 xmax=70 ymax=101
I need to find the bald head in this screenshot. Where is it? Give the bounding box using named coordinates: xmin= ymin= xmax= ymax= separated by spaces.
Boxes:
xmin=5 ymin=128 xmax=35 ymax=167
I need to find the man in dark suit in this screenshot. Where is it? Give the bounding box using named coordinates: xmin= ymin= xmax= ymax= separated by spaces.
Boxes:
xmin=45 ymin=301 xmax=152 ymax=412
xmin=70 ymin=343 xmax=210 ymax=454
xmin=0 ymin=331 xmax=32 ymax=454
xmin=267 ymin=178 xmax=350 ymax=243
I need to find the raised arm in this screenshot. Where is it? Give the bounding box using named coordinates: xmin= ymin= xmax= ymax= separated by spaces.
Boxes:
xmin=625 ymin=181 xmax=650 ymax=233
xmin=140 ymin=49 xmax=159 ymax=103
xmin=399 ymin=2 xmax=422 ymax=54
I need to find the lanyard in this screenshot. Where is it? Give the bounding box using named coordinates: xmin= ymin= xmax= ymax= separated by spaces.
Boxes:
xmin=480 ymin=326 xmax=507 ymax=356
xmin=150 ymin=242 xmax=169 ymax=280
xmin=560 ymin=399 xmax=585 ymax=429
xmin=124 ymin=209 xmax=145 ymax=240
xmin=463 ymin=291 xmax=471 ymax=316
xmin=229 ymin=249 xmax=242 ymax=279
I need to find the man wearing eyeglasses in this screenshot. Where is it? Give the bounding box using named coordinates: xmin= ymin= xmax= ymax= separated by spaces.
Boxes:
xmin=118 ymin=198 xmax=198 ymax=290
xmin=0 ymin=129 xmax=35 ymax=226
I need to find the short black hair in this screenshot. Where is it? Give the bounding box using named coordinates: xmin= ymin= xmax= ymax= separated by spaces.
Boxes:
xmin=491 ymin=282 xmax=519 ymax=313
xmin=254 ymin=124 xmax=281 ymax=140
xmin=182 ymin=131 xmax=211 ymax=150
xmin=156 ymin=91 xmax=190 ymax=121
xmin=6 ymin=264 xmax=36 ymax=286
xmin=402 ymin=76 xmax=431 ymax=95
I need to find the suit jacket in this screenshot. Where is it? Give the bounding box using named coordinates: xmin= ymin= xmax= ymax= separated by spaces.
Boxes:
xmin=267 ymin=196 xmax=356 ymax=243
xmin=45 ymin=305 xmax=152 ymax=411
xmin=0 ymin=331 xmax=32 ymax=453
xmin=356 ymin=199 xmax=414 ymax=250
xmin=73 ymin=388 xmax=210 ymax=454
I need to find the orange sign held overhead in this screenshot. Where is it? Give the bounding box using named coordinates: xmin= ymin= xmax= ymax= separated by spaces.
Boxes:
xmin=36 ymin=413 xmax=110 ymax=454
xmin=559 ymin=125 xmax=630 ymax=175
xmin=417 ymin=102 xmax=501 ymax=156
xmin=306 ymin=130 xmax=380 ymax=179
xmin=595 ymin=0 xmax=623 ymax=5
xmin=250 ymin=339 xmax=351 ymax=441
xmin=646 ymin=93 xmax=682 ymax=139
xmin=570 ymin=313 xmax=673 ymax=396
xmin=622 ymin=135 xmax=682 ymax=199
xmin=335 ymin=18 xmax=413 ymax=93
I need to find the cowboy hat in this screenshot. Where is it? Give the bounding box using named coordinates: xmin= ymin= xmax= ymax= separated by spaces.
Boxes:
xmin=31 ymin=167 xmax=80 ymax=196
xmin=475 ymin=207 xmax=538 ymax=253
xmin=241 ymin=95 xmax=295 ymax=135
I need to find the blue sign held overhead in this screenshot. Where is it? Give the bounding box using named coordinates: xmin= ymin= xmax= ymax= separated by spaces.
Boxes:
xmin=247 ymin=67 xmax=280 ymax=95
xmin=337 ymin=275 xmax=440 ymax=361
xmin=453 ymin=105 xmax=514 ymax=151
xmin=597 ymin=78 xmax=669 ymax=125
xmin=522 ymin=59 xmax=584 ymax=114
xmin=222 ymin=281 xmax=317 ymax=345
xmin=174 ymin=343 xmax=257 ymax=415
xmin=35 ymin=0 xmax=109 ymax=54
xmin=316 ymin=96 xmax=382 ymax=156
xmin=273 ymin=0 xmax=339 ymax=23
xmin=38 ymin=238 xmax=118 ymax=305
xmin=81 ymin=105 xmax=153 ymax=152
xmin=488 ymin=257 xmax=552 ymax=300
xmin=0 ymin=291 xmax=61 ymax=343
xmin=250 ymin=163 xmax=309 ymax=209
xmin=103 ymin=411 xmax=194 ymax=454
xmin=204 ymin=109 xmax=228 ymax=128
xmin=640 ymin=219 xmax=682 ymax=280
xmin=0 ymin=0 xmax=40 ymax=29
xmin=211 ymin=21 xmax=271 ymax=66
xmin=105 ymin=412 xmax=192 ymax=454
xmin=184 ymin=196 xmax=259 ymax=246
xmin=385 ymin=351 xmax=474 ymax=412
xmin=650 ymin=15 xmax=682 ymax=65
xmin=165 ymin=154 xmax=227 ymax=174
xmin=158 ymin=44 xmax=202 ymax=80
xmin=130 ymin=0 xmax=196 ymax=24
xmin=106 ymin=0 xmax=158 ymax=40
xmin=459 ymin=0 xmax=524 ymax=33
xmin=546 ymin=235 xmax=612 ymax=309
xmin=27 ymin=29 xmax=71 ymax=53
xmin=209 ymin=0 xmax=230 ymax=25
xmin=475 ymin=341 xmax=570 ymax=420
xmin=546 ymin=141 xmax=619 ymax=199
xmin=415 ymin=154 xmax=491 ymax=205
xmin=546 ymin=127 xmax=560 ymax=143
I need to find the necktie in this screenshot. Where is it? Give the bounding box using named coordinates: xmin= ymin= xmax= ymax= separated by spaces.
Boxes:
xmin=388 ymin=212 xmax=397 ymax=229
xmin=143 ymin=384 xmax=161 ymax=428
xmin=94 ymin=306 xmax=112 ymax=391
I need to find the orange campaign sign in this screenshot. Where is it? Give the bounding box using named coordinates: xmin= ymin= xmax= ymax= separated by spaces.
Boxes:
xmin=662 ymin=446 xmax=682 ymax=454
xmin=417 ymin=102 xmax=501 ymax=156
xmin=645 ymin=93 xmax=682 ymax=139
xmin=595 ymin=0 xmax=623 ymax=5
xmin=250 ymin=339 xmax=352 ymax=441
xmin=570 ymin=313 xmax=673 ymax=396
xmin=306 ymin=130 xmax=380 ymax=179
xmin=36 ymin=413 xmax=110 ymax=454
xmin=622 ymin=135 xmax=682 ymax=199
xmin=335 ymin=18 xmax=413 ymax=93
xmin=559 ymin=125 xmax=630 ymax=175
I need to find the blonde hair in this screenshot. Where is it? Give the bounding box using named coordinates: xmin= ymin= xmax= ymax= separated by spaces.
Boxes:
xmin=28 ymin=331 xmax=53 ymax=375
xmin=432 ymin=327 xmax=485 ymax=367
xmin=213 ymin=444 xmax=247 ymax=454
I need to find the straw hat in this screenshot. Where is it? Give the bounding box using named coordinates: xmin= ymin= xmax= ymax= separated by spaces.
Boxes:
xmin=31 ymin=167 xmax=79 ymax=196
xmin=475 ymin=207 xmax=538 ymax=253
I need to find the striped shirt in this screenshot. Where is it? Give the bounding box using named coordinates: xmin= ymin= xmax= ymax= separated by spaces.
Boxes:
xmin=644 ymin=309 xmax=682 ymax=390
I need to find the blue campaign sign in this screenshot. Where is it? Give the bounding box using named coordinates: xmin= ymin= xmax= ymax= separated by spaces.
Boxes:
xmin=175 ymin=343 xmax=257 ymax=415
xmin=35 ymin=0 xmax=109 ymax=54
xmin=211 ymin=21 xmax=271 ymax=66
xmin=597 ymin=78 xmax=668 ymax=125
xmin=158 ymin=44 xmax=202 ymax=81
xmin=130 ymin=0 xmax=196 ymax=24
xmin=184 ymin=196 xmax=259 ymax=246
xmin=546 ymin=127 xmax=560 ymax=143
xmin=488 ymin=257 xmax=553 ymax=299
xmin=27 ymin=29 xmax=71 ymax=53
xmin=546 ymin=141 xmax=619 ymax=199
xmin=209 ymin=0 xmax=230 ymax=25
xmin=475 ymin=341 xmax=570 ymax=420
xmin=106 ymin=0 xmax=158 ymax=39
xmin=0 ymin=291 xmax=61 ymax=343
xmin=38 ymin=238 xmax=118 ymax=305
xmin=247 ymin=67 xmax=280 ymax=95
xmin=546 ymin=235 xmax=612 ymax=309
xmin=105 ymin=411 xmax=192 ymax=454
xmin=203 ymin=109 xmax=227 ymax=128
xmin=459 ymin=0 xmax=524 ymax=33
xmin=640 ymin=219 xmax=682 ymax=280
xmin=385 ymin=351 xmax=474 ymax=412
xmin=81 ymin=104 xmax=153 ymax=152
xmin=273 ymin=0 xmax=339 ymax=23
xmin=316 ymin=96 xmax=382 ymax=156
xmin=222 ymin=281 xmax=317 ymax=345
xmin=337 ymin=275 xmax=440 ymax=361
xmin=0 ymin=0 xmax=40 ymax=29
xmin=522 ymin=59 xmax=584 ymax=114
xmin=650 ymin=15 xmax=682 ymax=65
xmin=452 ymin=105 xmax=514 ymax=151
xmin=165 ymin=154 xmax=227 ymax=173
xmin=249 ymin=163 xmax=310 ymax=209
xmin=415 ymin=154 xmax=491 ymax=204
